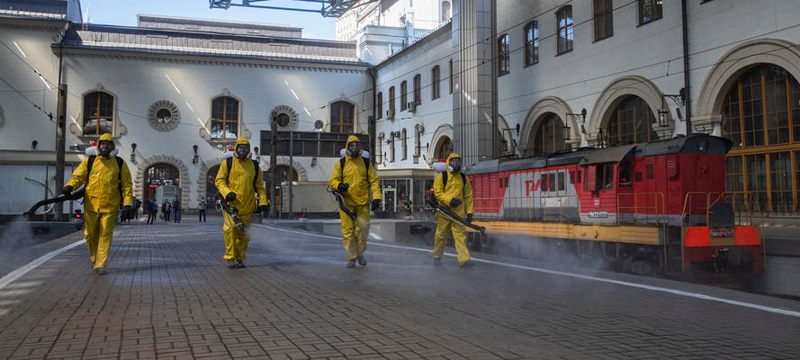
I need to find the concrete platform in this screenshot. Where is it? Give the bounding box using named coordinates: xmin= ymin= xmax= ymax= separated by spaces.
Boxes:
xmin=0 ymin=218 xmax=798 ymax=359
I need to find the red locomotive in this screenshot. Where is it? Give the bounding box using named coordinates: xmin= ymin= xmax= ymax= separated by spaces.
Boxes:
xmin=465 ymin=134 xmax=763 ymax=275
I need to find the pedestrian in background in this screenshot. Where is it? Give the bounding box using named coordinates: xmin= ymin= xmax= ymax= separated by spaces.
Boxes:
xmin=198 ymin=196 xmax=207 ymax=223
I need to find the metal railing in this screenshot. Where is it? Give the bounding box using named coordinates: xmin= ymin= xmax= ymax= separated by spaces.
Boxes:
xmin=615 ymin=192 xmax=667 ymax=225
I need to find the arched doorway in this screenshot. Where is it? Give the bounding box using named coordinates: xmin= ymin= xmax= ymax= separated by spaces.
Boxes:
xmin=529 ymin=113 xmax=566 ymax=156
xmin=721 ymin=63 xmax=800 ymax=213
xmin=265 ymin=165 xmax=299 ymax=216
xmin=144 ymin=163 xmax=180 ymax=211
xmin=605 ymin=95 xmax=657 ymax=146
xmin=433 ymin=136 xmax=452 ymax=162
xmin=206 ymin=164 xmax=221 ymax=201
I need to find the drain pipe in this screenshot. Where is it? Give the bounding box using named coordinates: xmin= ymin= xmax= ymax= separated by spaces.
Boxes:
xmin=681 ymin=0 xmax=692 ymax=135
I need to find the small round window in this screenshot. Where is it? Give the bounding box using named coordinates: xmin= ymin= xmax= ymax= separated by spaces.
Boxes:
xmin=276 ymin=113 xmax=291 ymax=127
xmin=156 ymin=109 xmax=172 ymax=123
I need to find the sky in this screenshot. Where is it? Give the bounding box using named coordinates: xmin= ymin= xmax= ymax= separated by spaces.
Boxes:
xmin=82 ymin=0 xmax=338 ymax=40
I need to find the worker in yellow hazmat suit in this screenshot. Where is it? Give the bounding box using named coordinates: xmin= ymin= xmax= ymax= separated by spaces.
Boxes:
xmin=215 ymin=137 xmax=269 ymax=269
xmin=64 ymin=133 xmax=133 ymax=275
xmin=329 ymin=135 xmax=381 ymax=268
xmin=432 ymin=152 xmax=474 ymax=268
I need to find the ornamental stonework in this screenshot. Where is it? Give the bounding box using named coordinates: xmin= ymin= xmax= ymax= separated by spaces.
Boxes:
xmin=147 ymin=100 xmax=181 ymax=132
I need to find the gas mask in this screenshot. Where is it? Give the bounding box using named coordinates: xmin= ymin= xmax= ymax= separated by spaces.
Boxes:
xmin=347 ymin=141 xmax=363 ymax=157
xmin=235 ymin=144 xmax=250 ymax=159
xmin=449 ymin=157 xmax=462 ymax=173
xmin=97 ymin=141 xmax=114 ymax=157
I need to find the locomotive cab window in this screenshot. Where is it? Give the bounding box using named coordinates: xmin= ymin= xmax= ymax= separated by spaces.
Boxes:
xmin=618 ymin=161 xmax=633 ymax=189
xmin=592 ymin=163 xmax=614 ymax=191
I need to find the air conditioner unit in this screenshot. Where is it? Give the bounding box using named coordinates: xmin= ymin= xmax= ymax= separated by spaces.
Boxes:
xmin=408 ymin=101 xmax=416 ymax=113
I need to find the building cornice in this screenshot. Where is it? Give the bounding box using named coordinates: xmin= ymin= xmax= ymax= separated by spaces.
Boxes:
xmin=56 ymin=45 xmax=371 ymax=73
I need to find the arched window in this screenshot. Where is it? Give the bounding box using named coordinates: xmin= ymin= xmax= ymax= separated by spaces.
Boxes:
xmin=377 ymin=92 xmax=383 ymax=120
xmin=401 ymin=81 xmax=408 ymax=111
xmin=497 ymin=34 xmax=510 ymax=76
xmin=524 ymin=21 xmax=539 ymax=66
xmin=432 ymin=66 xmax=441 ymax=100
xmin=606 ymin=96 xmax=656 ymax=146
xmin=532 ymin=113 xmax=565 ymax=156
xmin=82 ymin=91 xmax=114 ymax=136
xmin=211 ymin=96 xmax=239 ymax=140
xmin=402 ymin=128 xmax=408 ymax=160
xmin=389 ymin=86 xmax=396 ymax=117
xmin=413 ymin=74 xmax=422 ymax=105
xmin=556 ymin=6 xmax=573 ymax=54
xmin=434 ymin=136 xmax=452 ymax=162
xmin=594 ymin=0 xmax=613 ymax=41
xmin=330 ymin=101 xmax=355 ymax=133
xmin=638 ymin=0 xmax=662 ymax=25
xmin=441 ymin=1 xmax=451 ymax=23
xmin=722 ymin=64 xmax=800 ymax=212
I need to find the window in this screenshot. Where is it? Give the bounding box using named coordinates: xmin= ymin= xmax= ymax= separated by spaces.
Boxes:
xmin=211 ymin=96 xmax=239 ymax=140
xmin=556 ymin=6 xmax=573 ymax=55
xmin=557 ymin=172 xmax=565 ymax=191
xmin=330 ymin=101 xmax=355 ymax=133
xmin=448 ymin=59 xmax=454 ymax=94
xmin=276 ymin=113 xmax=291 ymax=127
xmin=413 ymin=74 xmax=421 ymax=105
xmin=531 ymin=113 xmax=566 ymax=156
xmin=82 ymin=91 xmax=114 ymax=136
xmin=402 ymin=128 xmax=408 ymax=160
xmin=441 ymin=1 xmax=451 ymax=22
xmin=524 ymin=21 xmax=539 ymax=66
xmin=401 ymin=81 xmax=408 ymax=111
xmin=377 ymin=92 xmax=383 ymax=120
xmin=722 ymin=64 xmax=800 ymax=213
xmin=595 ymin=164 xmax=614 ymax=191
xmin=498 ymin=34 xmax=510 ymax=75
xmin=638 ymin=0 xmax=662 ymax=25
xmin=432 ymin=66 xmax=441 ymax=100
xmin=606 ymin=96 xmax=657 ymax=146
xmin=389 ymin=86 xmax=396 ymax=116
xmin=593 ymin=0 xmax=613 ymax=41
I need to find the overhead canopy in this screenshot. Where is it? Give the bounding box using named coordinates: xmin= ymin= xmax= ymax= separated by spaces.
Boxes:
xmin=579 ymin=144 xmax=636 ymax=166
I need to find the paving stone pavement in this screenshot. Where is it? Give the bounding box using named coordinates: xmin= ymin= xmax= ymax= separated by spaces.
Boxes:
xmin=0 ymin=218 xmax=799 ymax=359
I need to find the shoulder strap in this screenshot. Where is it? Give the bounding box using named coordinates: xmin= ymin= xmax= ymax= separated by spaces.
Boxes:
xmin=339 ymin=157 xmax=346 ymax=183
xmin=225 ymin=157 xmax=233 ymax=184
xmin=116 ymin=156 xmax=123 ymax=198
xmin=86 ymin=155 xmax=97 ymax=180
xmin=252 ymin=159 xmax=260 ymax=192
xmin=442 ymin=171 xmax=448 ymax=188
xmin=461 ymin=173 xmax=466 ymax=184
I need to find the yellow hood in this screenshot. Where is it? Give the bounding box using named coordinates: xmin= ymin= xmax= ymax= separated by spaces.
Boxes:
xmin=446 ymin=152 xmax=460 ymax=168
xmin=345 ymin=135 xmax=360 ymax=148
xmin=235 ymin=137 xmax=250 ymax=146
xmin=98 ymin=133 xmax=114 ymax=142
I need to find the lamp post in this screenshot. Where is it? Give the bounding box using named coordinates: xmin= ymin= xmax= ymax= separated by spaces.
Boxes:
xmin=269 ymin=116 xmax=278 ymax=218
xmin=131 ymin=143 xmax=137 ymax=164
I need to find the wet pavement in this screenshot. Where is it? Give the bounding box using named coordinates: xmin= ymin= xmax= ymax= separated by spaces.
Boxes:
xmin=0 ymin=217 xmax=799 ymax=359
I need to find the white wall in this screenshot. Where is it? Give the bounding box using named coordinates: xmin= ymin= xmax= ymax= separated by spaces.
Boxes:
xmin=0 ymin=26 xmax=63 ymax=152
xmin=375 ymin=25 xmax=452 ymax=169
xmin=60 ymin=54 xmax=370 ymax=206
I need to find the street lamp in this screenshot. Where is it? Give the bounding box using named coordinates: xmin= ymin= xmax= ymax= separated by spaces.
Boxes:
xmin=659 ymin=88 xmax=686 ymax=128
xmin=566 ymin=108 xmax=586 ymax=137
xmin=131 ymin=143 xmax=137 ymax=164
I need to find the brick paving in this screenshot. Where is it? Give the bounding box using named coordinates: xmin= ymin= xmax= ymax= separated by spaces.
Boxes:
xmin=0 ymin=217 xmax=799 ymax=359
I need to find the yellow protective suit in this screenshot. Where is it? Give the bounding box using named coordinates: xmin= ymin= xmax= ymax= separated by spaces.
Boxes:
xmin=66 ymin=133 xmax=133 ymax=270
xmin=329 ymin=135 xmax=381 ymax=261
xmin=433 ymin=152 xmax=474 ymax=265
xmin=215 ymin=137 xmax=268 ymax=262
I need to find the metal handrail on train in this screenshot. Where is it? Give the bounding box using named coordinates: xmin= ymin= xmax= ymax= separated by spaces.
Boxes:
xmin=614 ymin=192 xmax=667 ymax=225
